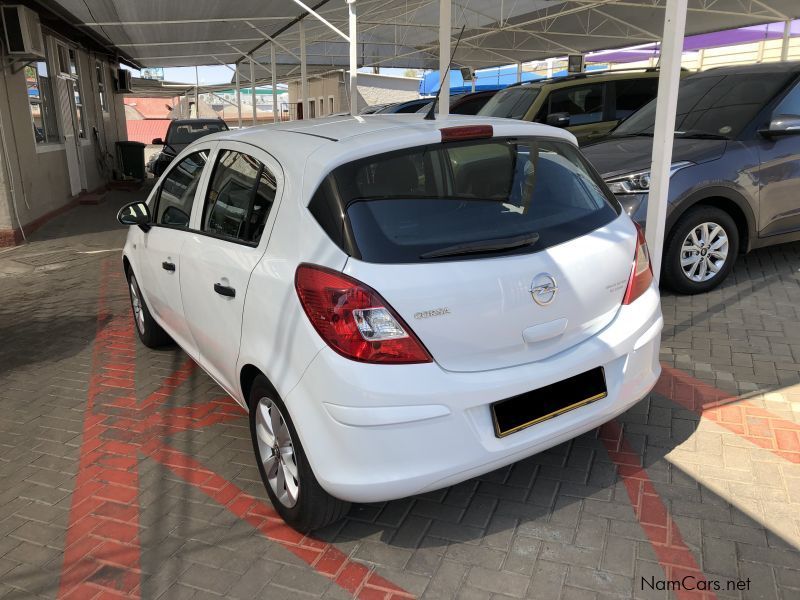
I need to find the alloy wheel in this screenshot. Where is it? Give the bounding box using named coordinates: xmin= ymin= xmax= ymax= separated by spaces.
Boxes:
xmin=129 ymin=281 xmax=146 ymax=334
xmin=255 ymin=397 xmax=299 ymax=508
xmin=679 ymin=221 xmax=729 ymax=283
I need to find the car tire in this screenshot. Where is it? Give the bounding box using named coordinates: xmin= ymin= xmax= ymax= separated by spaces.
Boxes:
xmin=248 ymin=375 xmax=350 ymax=532
xmin=662 ymin=205 xmax=739 ymax=295
xmin=127 ymin=271 xmax=173 ymax=348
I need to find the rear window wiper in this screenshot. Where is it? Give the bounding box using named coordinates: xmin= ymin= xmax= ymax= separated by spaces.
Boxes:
xmin=675 ymin=130 xmax=729 ymax=140
xmin=420 ymin=232 xmax=540 ymax=260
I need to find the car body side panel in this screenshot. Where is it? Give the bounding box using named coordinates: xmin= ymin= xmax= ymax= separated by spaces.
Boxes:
xmin=757 ymin=133 xmax=800 ymax=237
xmin=234 ymin=154 xmax=349 ymax=409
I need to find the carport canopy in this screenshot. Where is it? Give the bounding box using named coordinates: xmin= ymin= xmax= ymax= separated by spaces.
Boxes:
xmin=47 ymin=0 xmax=800 ymax=276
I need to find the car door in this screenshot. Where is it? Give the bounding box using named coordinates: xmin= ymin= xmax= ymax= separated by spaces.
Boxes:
xmin=139 ymin=148 xmax=212 ymax=357
xmin=539 ymin=82 xmax=613 ymax=144
xmin=757 ymin=78 xmax=800 ymax=237
xmin=179 ymin=142 xmax=283 ymax=394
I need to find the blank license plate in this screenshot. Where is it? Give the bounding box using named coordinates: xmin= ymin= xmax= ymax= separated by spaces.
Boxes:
xmin=491 ymin=367 xmax=607 ymax=438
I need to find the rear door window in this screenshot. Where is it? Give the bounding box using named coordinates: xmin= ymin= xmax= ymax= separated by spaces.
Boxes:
xmin=614 ymin=78 xmax=659 ymax=120
xmin=543 ymin=83 xmax=606 ymax=125
xmin=202 ymin=150 xmax=276 ymax=244
xmin=324 ymin=138 xmax=619 ymax=263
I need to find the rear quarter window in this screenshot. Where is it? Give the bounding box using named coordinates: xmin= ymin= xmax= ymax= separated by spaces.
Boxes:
xmin=311 ymin=138 xmax=620 ymax=263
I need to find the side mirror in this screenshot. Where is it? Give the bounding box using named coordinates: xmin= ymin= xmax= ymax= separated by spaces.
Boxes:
xmin=117 ymin=201 xmax=152 ymax=232
xmin=152 ymin=137 xmax=164 ymax=145
xmin=546 ymin=112 xmax=570 ymax=128
xmin=759 ymin=114 xmax=800 ymax=138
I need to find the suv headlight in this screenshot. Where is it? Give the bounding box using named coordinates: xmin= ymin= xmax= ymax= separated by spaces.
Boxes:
xmin=605 ymin=161 xmax=693 ymax=195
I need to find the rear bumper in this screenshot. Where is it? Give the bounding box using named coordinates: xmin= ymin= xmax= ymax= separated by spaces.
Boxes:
xmin=285 ymin=285 xmax=662 ymax=503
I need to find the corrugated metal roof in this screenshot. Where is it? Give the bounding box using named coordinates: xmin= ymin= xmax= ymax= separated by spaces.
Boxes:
xmin=48 ymin=1 xmax=800 ymax=76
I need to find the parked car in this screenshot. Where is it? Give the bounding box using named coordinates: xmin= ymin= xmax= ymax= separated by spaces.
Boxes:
xmin=149 ymin=118 xmax=229 ymax=177
xmin=359 ymin=103 xmax=389 ymax=114
xmin=582 ymin=61 xmax=800 ymax=294
xmin=478 ymin=68 xmax=667 ymax=144
xmin=374 ymin=98 xmax=432 ymax=114
xmin=415 ymin=90 xmax=499 ymax=116
xmin=117 ymin=115 xmax=662 ymax=531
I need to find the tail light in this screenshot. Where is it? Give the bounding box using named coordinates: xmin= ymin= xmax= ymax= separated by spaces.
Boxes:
xmin=622 ymin=223 xmax=654 ymax=305
xmin=295 ymin=264 xmax=432 ymax=364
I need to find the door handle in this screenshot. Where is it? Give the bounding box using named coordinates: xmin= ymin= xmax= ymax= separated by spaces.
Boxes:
xmin=162 ymin=261 xmax=176 ymax=272
xmin=214 ymin=283 xmax=236 ymax=298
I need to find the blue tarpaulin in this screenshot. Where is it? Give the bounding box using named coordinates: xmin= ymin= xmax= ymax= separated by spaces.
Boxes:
xmin=419 ymin=64 xmax=608 ymax=95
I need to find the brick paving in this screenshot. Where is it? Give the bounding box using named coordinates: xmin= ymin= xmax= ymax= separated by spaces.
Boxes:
xmin=0 ymin=190 xmax=798 ymax=599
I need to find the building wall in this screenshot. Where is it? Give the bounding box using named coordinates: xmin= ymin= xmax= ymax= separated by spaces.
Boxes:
xmin=0 ymin=28 xmax=126 ymax=244
xmin=287 ymin=71 xmax=420 ymax=118
xmin=355 ymin=72 xmax=420 ymax=108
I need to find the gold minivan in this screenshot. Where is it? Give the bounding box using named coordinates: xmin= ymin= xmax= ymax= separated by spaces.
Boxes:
xmin=478 ymin=68 xmax=668 ymax=144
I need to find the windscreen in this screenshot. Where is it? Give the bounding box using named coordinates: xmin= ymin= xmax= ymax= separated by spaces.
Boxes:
xmin=326 ymin=138 xmax=619 ymax=263
xmin=478 ymin=87 xmax=540 ymax=119
xmin=613 ymin=73 xmax=790 ymax=138
xmin=167 ymin=121 xmax=228 ymax=145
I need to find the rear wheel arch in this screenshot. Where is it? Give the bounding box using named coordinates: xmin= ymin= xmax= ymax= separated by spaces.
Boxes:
xmin=667 ymin=189 xmax=755 ymax=253
xmin=240 ymin=364 xmax=279 ymax=410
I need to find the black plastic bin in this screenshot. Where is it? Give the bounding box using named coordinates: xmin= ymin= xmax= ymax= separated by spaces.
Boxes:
xmin=116 ymin=141 xmax=146 ymax=180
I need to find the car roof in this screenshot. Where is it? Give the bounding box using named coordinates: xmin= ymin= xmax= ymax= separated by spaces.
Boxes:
xmin=691 ymin=60 xmax=800 ymax=77
xmin=169 ymin=118 xmax=225 ymax=125
xmin=508 ymin=68 xmax=661 ymax=90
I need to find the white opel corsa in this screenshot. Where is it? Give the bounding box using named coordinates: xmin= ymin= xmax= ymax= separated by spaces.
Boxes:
xmin=117 ymin=115 xmax=663 ymax=531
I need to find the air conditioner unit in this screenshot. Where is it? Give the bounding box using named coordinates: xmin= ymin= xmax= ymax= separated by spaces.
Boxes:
xmin=116 ymin=68 xmax=132 ymax=93
xmin=1 ymin=5 xmax=45 ymax=59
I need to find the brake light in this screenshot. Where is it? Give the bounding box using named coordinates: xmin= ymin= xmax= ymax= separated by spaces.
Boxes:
xmin=440 ymin=125 xmax=493 ymax=143
xmin=622 ymin=223 xmax=654 ymax=305
xmin=295 ymin=264 xmax=432 ymax=364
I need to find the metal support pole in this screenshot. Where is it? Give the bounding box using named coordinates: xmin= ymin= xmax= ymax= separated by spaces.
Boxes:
xmin=194 ymin=66 xmax=199 ymax=118
xmin=250 ymin=58 xmax=256 ymax=126
xmin=645 ymin=0 xmax=688 ymax=283
xmin=271 ymin=44 xmax=279 ymax=122
xmin=348 ymin=0 xmax=358 ymax=115
xmin=235 ymin=68 xmax=242 ymax=128
xmin=782 ymin=20 xmax=791 ymax=62
xmin=300 ymin=21 xmax=308 ymax=119
xmin=516 ymin=62 xmax=521 ymax=83
xmin=438 ymin=0 xmax=451 ymax=117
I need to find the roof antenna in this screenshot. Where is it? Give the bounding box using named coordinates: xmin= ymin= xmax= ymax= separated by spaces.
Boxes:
xmin=424 ymin=24 xmax=466 ymax=121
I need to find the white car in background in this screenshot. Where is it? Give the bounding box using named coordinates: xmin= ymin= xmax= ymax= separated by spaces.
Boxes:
xmin=117 ymin=115 xmax=663 ymax=532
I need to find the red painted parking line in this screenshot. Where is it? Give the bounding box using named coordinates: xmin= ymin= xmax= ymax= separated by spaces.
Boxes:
xmin=655 ymin=365 xmax=800 ymax=464
xmin=600 ymin=420 xmax=717 ymax=600
xmin=58 ymin=259 xmax=413 ymax=599
xmin=145 ymin=439 xmax=413 ymax=599
xmin=59 ymin=261 xmax=142 ymax=600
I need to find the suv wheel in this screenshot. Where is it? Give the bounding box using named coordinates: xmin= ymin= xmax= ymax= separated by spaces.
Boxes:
xmin=662 ymin=206 xmax=739 ymax=294
xmin=127 ymin=272 xmax=173 ymax=347
xmin=248 ymin=375 xmax=350 ymax=532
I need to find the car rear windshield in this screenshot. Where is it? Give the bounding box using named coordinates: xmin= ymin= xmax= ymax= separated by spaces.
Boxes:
xmin=612 ymin=72 xmax=791 ymax=138
xmin=478 ymin=87 xmax=540 ymax=119
xmin=310 ymin=138 xmax=620 ymax=264
xmin=168 ymin=121 xmax=228 ymax=145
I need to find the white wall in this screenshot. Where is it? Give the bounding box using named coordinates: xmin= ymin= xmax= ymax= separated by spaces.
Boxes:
xmin=0 ymin=30 xmax=126 ymax=243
